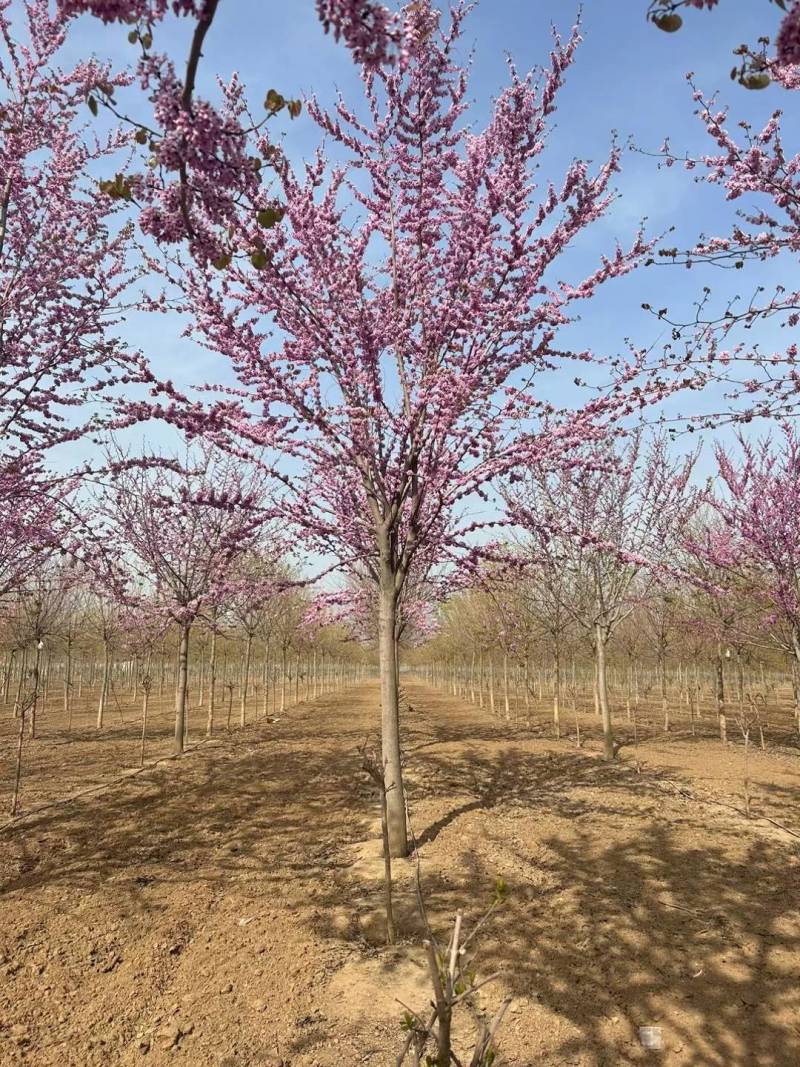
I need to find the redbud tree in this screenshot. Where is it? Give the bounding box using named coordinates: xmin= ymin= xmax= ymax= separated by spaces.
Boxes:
xmin=504 ymin=433 xmax=698 ymax=759
xmin=139 ymin=0 xmax=712 ymax=856
xmin=0 ymin=0 xmax=154 ymax=602
xmin=701 ymin=428 xmax=800 ymax=709
xmin=91 ymin=445 xmax=273 ymax=751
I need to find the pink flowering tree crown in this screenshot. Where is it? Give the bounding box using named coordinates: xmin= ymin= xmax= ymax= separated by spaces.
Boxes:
xmin=0 ymin=0 xmax=152 ymax=460
xmin=88 ymin=443 xmax=276 ymax=629
xmin=694 ymin=426 xmax=800 ymax=659
xmin=503 ymin=431 xmax=700 ymax=640
xmin=162 ymin=1 xmax=670 ymax=591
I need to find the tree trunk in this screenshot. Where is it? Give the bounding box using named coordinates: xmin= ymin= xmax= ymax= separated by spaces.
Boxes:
xmin=280 ymin=646 xmax=287 ymax=712
xmin=64 ymin=639 xmax=73 ymax=717
xmin=11 ymin=696 xmax=26 ymax=816
xmin=660 ymin=644 xmax=669 ymax=732
xmin=207 ymin=627 xmax=217 ymax=736
xmin=13 ymin=647 xmax=27 ymax=720
xmin=378 ymin=578 xmax=408 ymax=859
xmin=502 ymin=652 xmax=510 ymax=720
xmin=174 ymin=623 xmax=190 ymax=754
xmin=595 ymin=624 xmax=614 ymax=760
xmin=29 ymin=643 xmax=42 ymax=740
xmin=140 ymin=687 xmax=149 ymax=767
xmin=97 ymin=640 xmax=110 ymax=730
xmin=262 ymin=641 xmax=270 ymax=717
xmin=3 ymin=648 xmax=14 ymax=705
xmin=240 ymin=631 xmax=252 ymax=727
xmin=715 ymin=647 xmax=727 ymax=744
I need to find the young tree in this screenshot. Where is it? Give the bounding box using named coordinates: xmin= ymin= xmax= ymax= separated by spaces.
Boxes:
xmin=505 ymin=433 xmax=698 ymax=759
xmin=91 ymin=445 xmax=272 ymax=751
xmin=695 ymin=427 xmax=800 ymax=731
xmin=149 ymin=4 xmax=691 ymax=855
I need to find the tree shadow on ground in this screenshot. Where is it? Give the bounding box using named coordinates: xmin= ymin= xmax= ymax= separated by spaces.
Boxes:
xmin=1 ymin=682 xmax=798 ymax=1066
xmin=399 ymin=736 xmax=800 ymax=1066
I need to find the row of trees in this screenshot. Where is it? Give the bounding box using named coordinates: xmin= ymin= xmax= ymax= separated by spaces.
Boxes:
xmin=3 ymin=0 xmax=800 ymax=860
xmin=414 ymin=426 xmax=800 ymax=756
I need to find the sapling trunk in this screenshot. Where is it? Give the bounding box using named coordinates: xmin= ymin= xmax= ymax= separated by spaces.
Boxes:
xmin=595 ymin=625 xmax=615 ymax=760
xmin=240 ymin=630 xmax=252 ymax=727
xmin=502 ymin=652 xmax=510 ymax=720
xmin=10 ymin=696 xmax=28 ymax=816
xmin=280 ymin=646 xmax=287 ymax=712
xmin=207 ymin=627 xmax=216 ymax=736
xmin=359 ymin=741 xmax=396 ymax=943
xmin=29 ymin=642 xmax=42 ymax=740
xmin=174 ymin=623 xmax=190 ymax=754
xmin=97 ymin=640 xmax=110 ymax=730
xmin=3 ymin=648 xmax=14 ymax=705
xmin=660 ymin=647 xmax=669 ymax=732
xmin=140 ymin=683 xmax=150 ymax=767
xmin=478 ymin=649 xmax=484 ymax=709
xmin=378 ymin=577 xmax=408 ymax=858
xmin=715 ymin=649 xmax=727 ymax=744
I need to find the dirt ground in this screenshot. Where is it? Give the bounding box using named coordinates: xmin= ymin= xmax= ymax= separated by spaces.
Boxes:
xmin=1 ymin=679 xmax=799 ymax=1066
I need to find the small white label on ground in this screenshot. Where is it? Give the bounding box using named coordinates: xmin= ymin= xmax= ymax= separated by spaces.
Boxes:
xmin=639 ymin=1026 xmax=664 ymax=1050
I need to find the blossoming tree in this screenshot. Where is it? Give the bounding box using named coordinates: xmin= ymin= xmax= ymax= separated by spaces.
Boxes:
xmin=90 ymin=445 xmax=274 ymax=751
xmin=137 ymin=1 xmax=709 ymax=855
xmin=504 ymin=433 xmax=698 ymax=759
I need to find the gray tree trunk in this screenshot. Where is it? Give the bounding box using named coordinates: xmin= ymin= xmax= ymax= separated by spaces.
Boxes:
xmin=378 ymin=578 xmax=408 ymax=859
xmin=174 ymin=623 xmax=190 ymax=754
xmin=595 ymin=624 xmax=614 ymax=760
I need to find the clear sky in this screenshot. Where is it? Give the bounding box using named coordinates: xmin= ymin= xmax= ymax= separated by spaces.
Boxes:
xmin=57 ymin=0 xmax=799 ymax=473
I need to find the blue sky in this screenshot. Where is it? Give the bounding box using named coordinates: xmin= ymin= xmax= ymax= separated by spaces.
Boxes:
xmin=56 ymin=0 xmax=799 ymax=474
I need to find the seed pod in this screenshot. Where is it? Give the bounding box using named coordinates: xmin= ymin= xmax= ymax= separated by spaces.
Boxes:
xmin=654 ymin=13 xmax=683 ymax=32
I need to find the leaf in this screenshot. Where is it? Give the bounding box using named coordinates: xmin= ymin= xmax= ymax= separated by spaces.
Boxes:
xmin=265 ymin=89 xmax=286 ymax=113
xmin=257 ymin=206 xmax=284 ymax=228
xmin=653 ymin=13 xmax=682 ymax=32
xmin=87 ymin=95 xmax=98 ymax=116
xmin=288 ymin=99 xmax=302 ymax=120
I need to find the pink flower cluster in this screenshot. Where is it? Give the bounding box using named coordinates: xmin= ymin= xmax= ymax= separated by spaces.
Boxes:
xmin=776 ymin=3 xmax=800 ymax=66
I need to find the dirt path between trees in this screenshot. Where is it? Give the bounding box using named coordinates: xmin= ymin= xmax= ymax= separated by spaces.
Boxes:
xmin=1 ymin=680 xmax=799 ymax=1066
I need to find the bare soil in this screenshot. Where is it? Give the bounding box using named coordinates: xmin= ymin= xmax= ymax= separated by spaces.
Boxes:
xmin=1 ymin=679 xmax=799 ymax=1066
